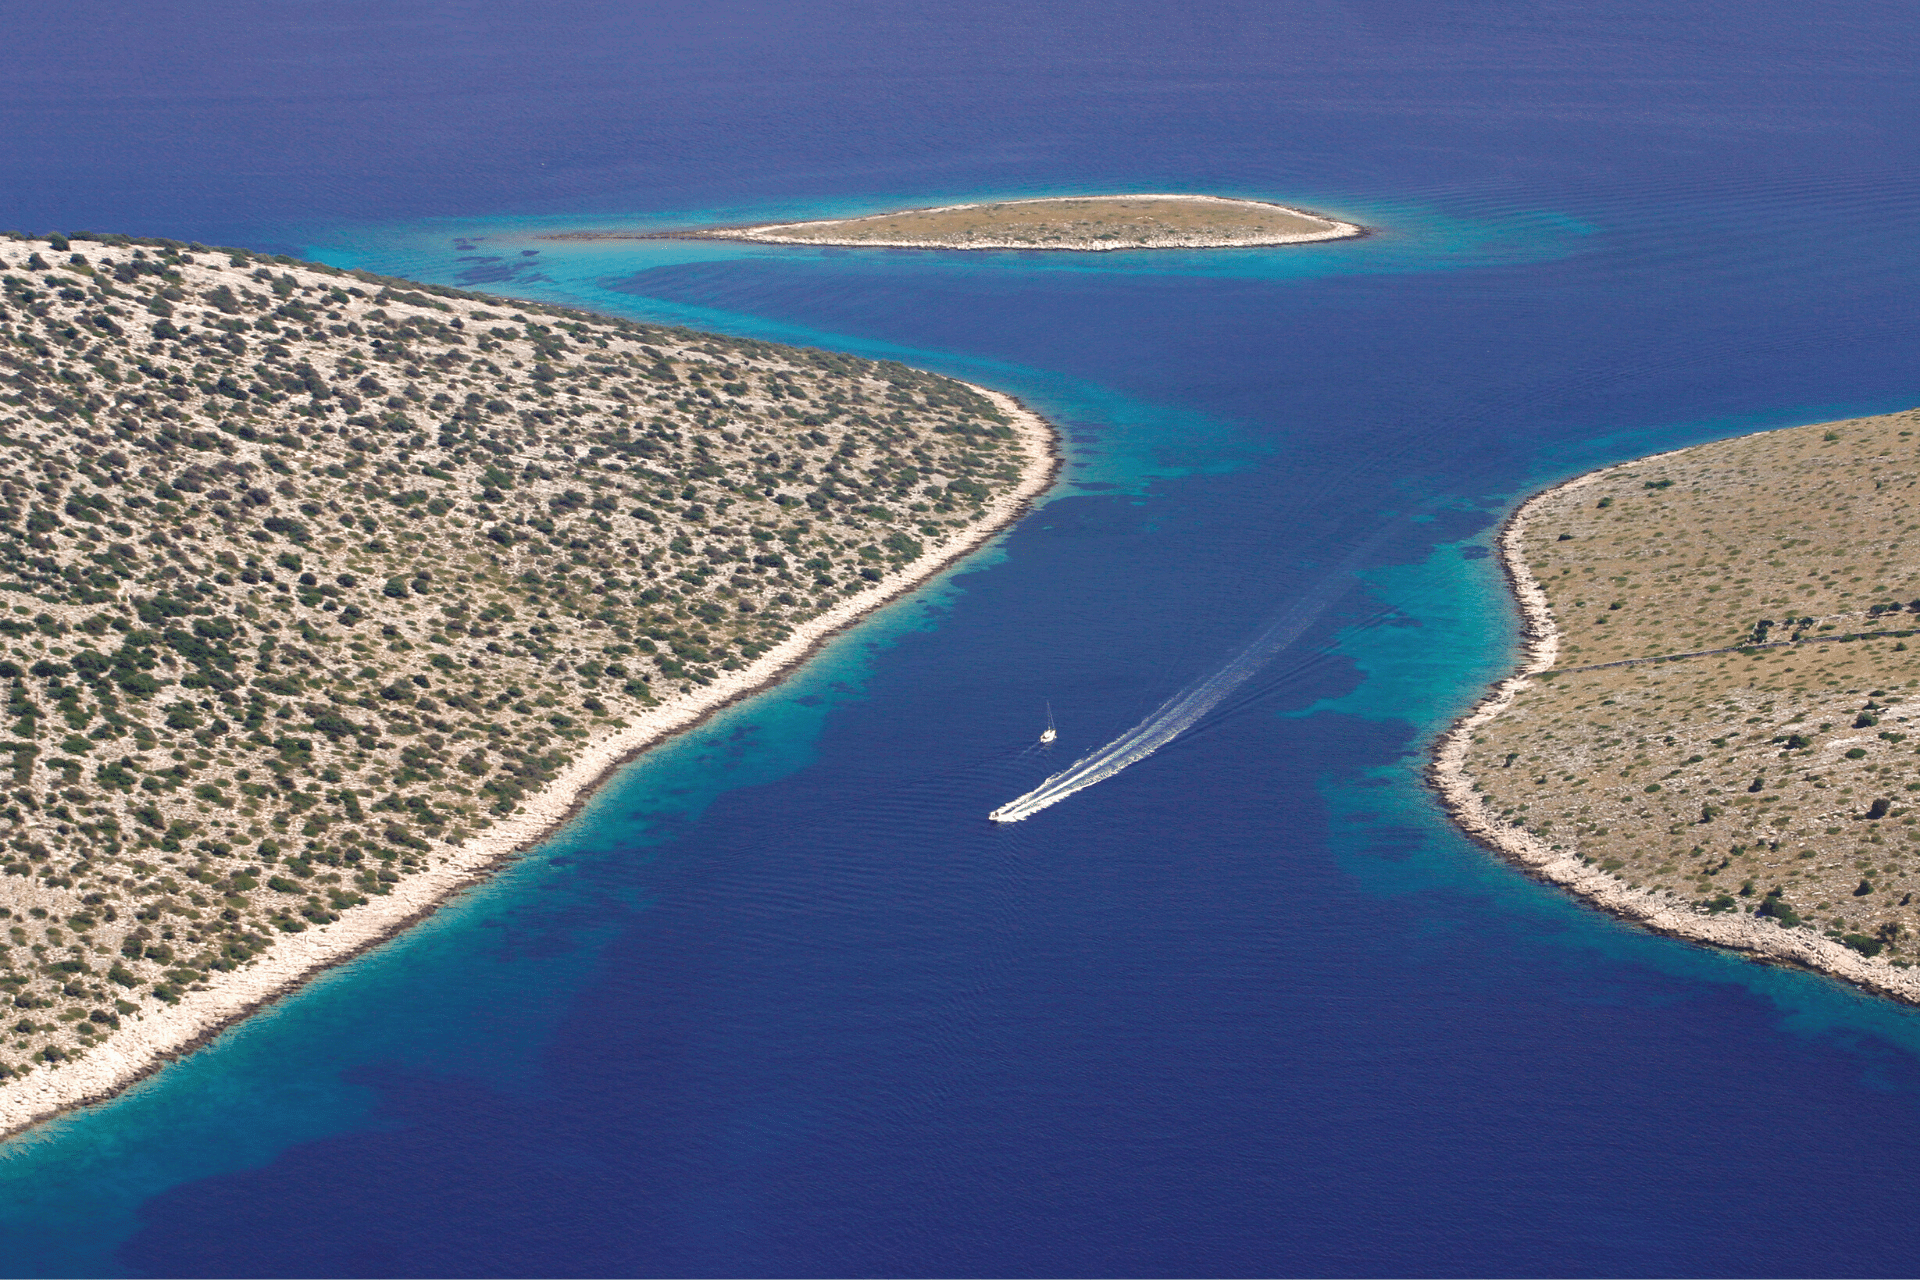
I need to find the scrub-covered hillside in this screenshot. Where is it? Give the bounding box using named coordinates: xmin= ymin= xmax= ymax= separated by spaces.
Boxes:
xmin=0 ymin=231 xmax=1041 ymax=1078
xmin=1462 ymin=409 xmax=1920 ymax=963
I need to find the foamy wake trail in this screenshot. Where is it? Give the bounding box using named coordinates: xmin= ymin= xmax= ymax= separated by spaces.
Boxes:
xmin=988 ymin=579 xmax=1347 ymax=823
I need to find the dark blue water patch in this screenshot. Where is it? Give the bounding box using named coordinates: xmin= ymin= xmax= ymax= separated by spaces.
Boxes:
xmin=597 ymin=252 xmax=1920 ymax=497
xmin=4 ymin=0 xmax=1913 ymax=247
xmin=453 ymin=256 xmax=552 ymax=286
xmin=116 ymin=692 xmax=1920 ymax=1279
xmin=1348 ymin=818 xmax=1430 ymax=863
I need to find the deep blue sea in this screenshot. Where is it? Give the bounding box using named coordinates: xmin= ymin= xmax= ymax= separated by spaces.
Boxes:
xmin=6 ymin=1 xmax=1920 ymax=1274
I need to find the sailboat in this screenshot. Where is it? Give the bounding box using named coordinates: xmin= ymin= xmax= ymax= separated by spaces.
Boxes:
xmin=1039 ymin=703 xmax=1057 ymax=745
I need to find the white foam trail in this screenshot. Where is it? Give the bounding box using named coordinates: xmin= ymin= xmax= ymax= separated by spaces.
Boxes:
xmin=988 ymin=578 xmax=1348 ymax=822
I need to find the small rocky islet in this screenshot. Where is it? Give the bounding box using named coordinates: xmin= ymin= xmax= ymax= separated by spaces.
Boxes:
xmin=553 ymin=193 xmax=1364 ymax=251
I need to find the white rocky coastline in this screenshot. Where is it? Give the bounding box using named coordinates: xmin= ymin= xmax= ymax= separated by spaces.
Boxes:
xmin=0 ymin=386 xmax=1060 ymax=1141
xmin=1429 ymin=460 xmax=1920 ymax=1004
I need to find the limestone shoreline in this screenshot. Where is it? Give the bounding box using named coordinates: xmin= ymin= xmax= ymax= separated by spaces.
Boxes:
xmin=1428 ymin=458 xmax=1920 ymax=1005
xmin=0 ymin=384 xmax=1061 ymax=1142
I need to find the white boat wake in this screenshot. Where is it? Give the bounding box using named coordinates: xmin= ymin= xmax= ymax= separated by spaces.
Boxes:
xmin=988 ymin=576 xmax=1351 ymax=823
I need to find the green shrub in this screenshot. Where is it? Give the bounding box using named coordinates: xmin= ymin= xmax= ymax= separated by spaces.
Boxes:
xmin=1758 ymin=889 xmax=1802 ymax=927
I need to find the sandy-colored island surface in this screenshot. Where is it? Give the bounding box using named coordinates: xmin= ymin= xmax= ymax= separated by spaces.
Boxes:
xmin=1437 ymin=407 xmax=1920 ymax=1001
xmin=0 ymin=233 xmax=1057 ymax=1137
xmin=550 ymin=194 xmax=1364 ymax=251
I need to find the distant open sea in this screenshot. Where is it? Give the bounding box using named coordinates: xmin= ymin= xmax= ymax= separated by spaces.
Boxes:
xmin=5 ymin=1 xmax=1920 ymax=1274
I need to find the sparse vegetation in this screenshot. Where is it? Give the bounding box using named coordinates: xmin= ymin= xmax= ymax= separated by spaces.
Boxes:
xmin=1464 ymin=407 xmax=1920 ymax=957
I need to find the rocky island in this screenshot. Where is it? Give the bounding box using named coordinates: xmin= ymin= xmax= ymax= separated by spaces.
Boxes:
xmin=552 ymin=194 xmax=1363 ymax=251
xmin=0 ymin=232 xmax=1056 ymax=1133
xmin=1437 ymin=408 xmax=1920 ymax=1001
